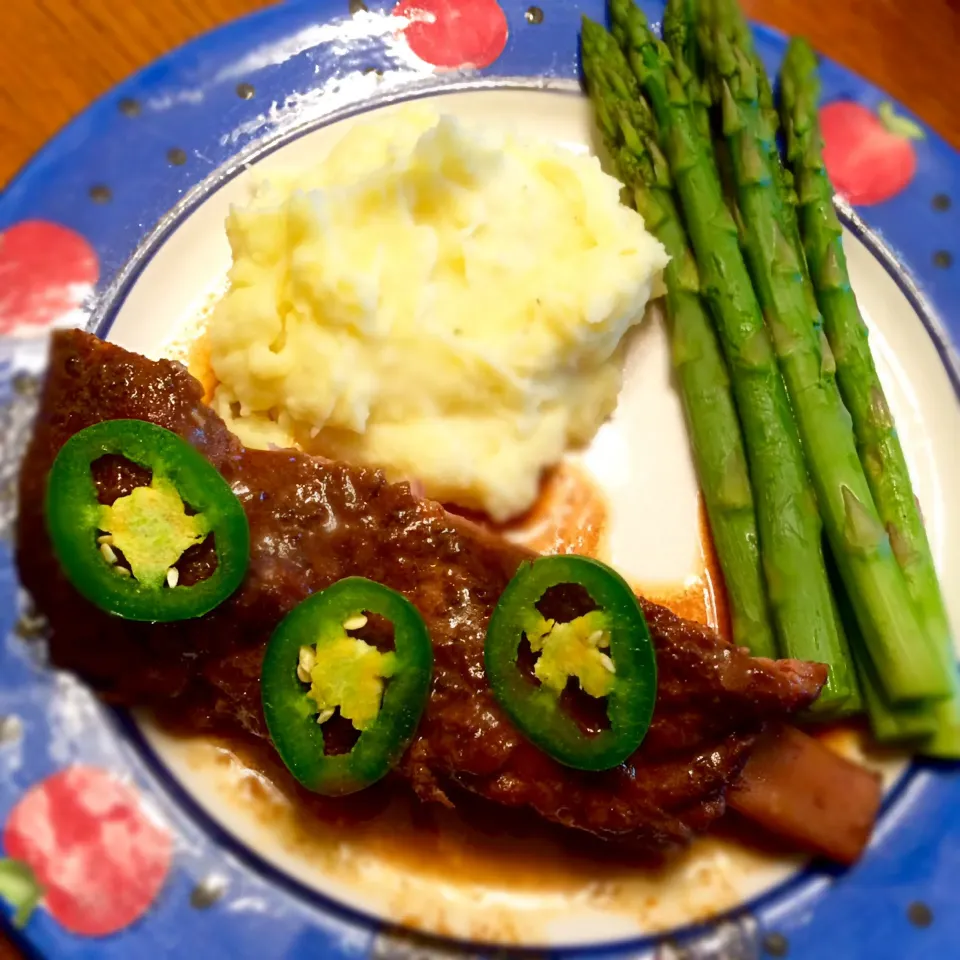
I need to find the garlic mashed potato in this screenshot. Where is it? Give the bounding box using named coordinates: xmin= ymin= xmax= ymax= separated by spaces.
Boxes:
xmin=209 ymin=107 xmax=667 ymax=521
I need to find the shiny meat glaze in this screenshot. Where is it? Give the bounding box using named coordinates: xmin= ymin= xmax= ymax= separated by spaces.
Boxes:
xmin=16 ymin=330 xmax=827 ymax=855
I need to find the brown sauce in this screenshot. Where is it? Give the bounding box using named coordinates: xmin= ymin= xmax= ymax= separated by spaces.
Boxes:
xmin=164 ymin=309 xmax=216 ymax=403
xmin=171 ymin=729 xmax=795 ymax=941
xmin=493 ymin=462 xmax=609 ymax=559
xmin=452 ymin=467 xmax=726 ymax=638
xmin=189 ymin=334 xmax=217 ymax=405
xmin=201 ymin=733 xmax=645 ymax=890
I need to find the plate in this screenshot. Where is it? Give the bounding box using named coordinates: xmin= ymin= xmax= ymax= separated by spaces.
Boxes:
xmin=2 ymin=1 xmax=960 ymax=958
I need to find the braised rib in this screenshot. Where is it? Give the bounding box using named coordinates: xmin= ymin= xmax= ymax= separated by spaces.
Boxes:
xmin=17 ymin=330 xmax=839 ymax=857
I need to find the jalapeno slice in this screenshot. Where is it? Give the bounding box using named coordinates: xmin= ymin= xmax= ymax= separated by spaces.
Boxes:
xmin=261 ymin=577 xmax=433 ymax=796
xmin=44 ymin=419 xmax=249 ymax=622
xmin=485 ymin=555 xmax=657 ymax=771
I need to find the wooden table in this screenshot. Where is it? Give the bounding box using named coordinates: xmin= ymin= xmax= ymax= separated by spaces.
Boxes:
xmin=0 ymin=0 xmax=957 ymax=955
xmin=1 ymin=0 xmax=959 ymax=187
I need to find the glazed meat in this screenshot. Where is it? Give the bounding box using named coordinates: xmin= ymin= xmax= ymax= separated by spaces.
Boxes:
xmin=17 ymin=330 xmax=829 ymax=856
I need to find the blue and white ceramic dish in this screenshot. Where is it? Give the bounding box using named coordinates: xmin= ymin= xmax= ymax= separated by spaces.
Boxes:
xmin=1 ymin=1 xmax=959 ymax=957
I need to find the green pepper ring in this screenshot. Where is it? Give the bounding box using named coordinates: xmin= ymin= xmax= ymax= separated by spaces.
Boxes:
xmin=261 ymin=577 xmax=433 ymax=797
xmin=485 ymin=555 xmax=657 ymax=771
xmin=45 ymin=419 xmax=250 ymax=622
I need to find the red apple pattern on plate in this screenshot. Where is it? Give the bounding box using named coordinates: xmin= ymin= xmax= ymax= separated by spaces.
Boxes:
xmin=820 ymin=100 xmax=925 ymax=207
xmin=0 ymin=221 xmax=98 ymax=337
xmin=0 ymin=766 xmax=172 ymax=936
xmin=393 ymin=0 xmax=508 ymax=69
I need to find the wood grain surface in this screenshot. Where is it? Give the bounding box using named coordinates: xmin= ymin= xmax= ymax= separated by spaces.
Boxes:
xmin=0 ymin=0 xmax=957 ymax=956
xmin=0 ymin=936 xmax=26 ymax=960
xmin=1 ymin=0 xmax=959 ymax=187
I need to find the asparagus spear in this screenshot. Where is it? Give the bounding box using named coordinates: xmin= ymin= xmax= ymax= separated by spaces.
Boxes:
xmin=858 ymin=638 xmax=940 ymax=741
xmin=664 ymin=0 xmax=748 ymax=246
xmin=699 ymin=0 xmax=948 ymax=704
xmin=708 ymin=0 xmax=818 ymax=318
xmin=663 ymin=0 xmax=701 ymax=77
xmin=608 ymin=0 xmax=854 ymax=711
xmin=723 ymin=0 xmax=930 ymax=732
xmin=781 ymin=38 xmax=960 ymax=753
xmin=581 ymin=18 xmax=777 ymax=658
xmin=663 ymin=0 xmax=711 ymax=140
xmin=823 ymin=543 xmax=932 ymax=740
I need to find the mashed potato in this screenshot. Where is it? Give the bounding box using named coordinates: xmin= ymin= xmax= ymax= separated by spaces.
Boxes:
xmin=209 ymin=106 xmax=667 ymax=521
